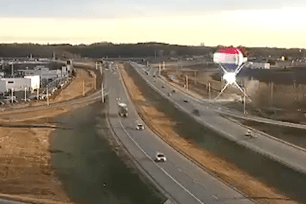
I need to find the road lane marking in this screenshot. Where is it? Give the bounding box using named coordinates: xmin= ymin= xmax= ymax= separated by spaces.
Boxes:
xmin=118 ymin=121 xmax=205 ymax=204
xmin=114 ymin=65 xmax=204 ymax=203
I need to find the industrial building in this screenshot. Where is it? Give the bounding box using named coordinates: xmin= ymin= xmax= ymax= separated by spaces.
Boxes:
xmin=24 ymin=75 xmax=40 ymax=91
xmin=245 ymin=62 xmax=270 ymax=69
xmin=0 ymin=75 xmax=40 ymax=94
xmin=18 ymin=66 xmax=62 ymax=80
xmin=0 ymin=78 xmax=31 ymax=93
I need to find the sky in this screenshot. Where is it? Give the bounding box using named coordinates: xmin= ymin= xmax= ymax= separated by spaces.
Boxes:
xmin=1 ymin=0 xmax=306 ymax=48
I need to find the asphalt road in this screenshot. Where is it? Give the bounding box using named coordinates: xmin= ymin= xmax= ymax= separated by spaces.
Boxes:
xmin=105 ymin=63 xmax=254 ymax=204
xmin=0 ymin=199 xmax=27 ymax=204
xmin=129 ymin=61 xmax=306 ymax=175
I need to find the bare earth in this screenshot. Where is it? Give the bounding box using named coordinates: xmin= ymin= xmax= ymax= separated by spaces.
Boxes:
xmin=0 ymin=68 xmax=96 ymax=204
xmin=119 ymin=63 xmax=296 ymax=204
xmin=52 ymin=69 xmax=95 ymax=103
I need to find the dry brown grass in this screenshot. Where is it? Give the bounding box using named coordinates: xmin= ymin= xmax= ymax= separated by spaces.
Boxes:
xmin=0 ymin=68 xmax=97 ymax=204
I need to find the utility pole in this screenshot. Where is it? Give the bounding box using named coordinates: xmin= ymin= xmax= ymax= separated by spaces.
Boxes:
xmin=208 ymin=82 xmax=211 ymax=100
xmin=185 ymin=75 xmax=189 ymax=91
xmin=244 ymin=88 xmax=247 ymax=116
xmin=101 ymin=63 xmax=104 ymax=103
xmin=46 ymin=85 xmax=49 ymax=105
xmin=100 ymin=62 xmax=102 ymax=75
xmin=163 ymin=61 xmax=165 ymax=69
xmin=37 ymin=88 xmax=39 ymax=101
xmin=11 ymin=63 xmax=14 ymax=77
xmin=270 ymin=81 xmax=273 ymax=105
xmin=83 ymin=80 xmax=85 ymax=96
xmin=158 ymin=64 xmax=161 ymax=76
xmin=101 ymin=83 xmax=104 ymax=103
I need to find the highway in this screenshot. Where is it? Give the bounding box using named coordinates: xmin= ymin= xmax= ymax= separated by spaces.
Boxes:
xmin=129 ymin=61 xmax=306 ymax=175
xmin=105 ymin=63 xmax=254 ymax=204
xmin=144 ymin=60 xmax=306 ymax=131
xmin=0 ymin=199 xmax=25 ymax=204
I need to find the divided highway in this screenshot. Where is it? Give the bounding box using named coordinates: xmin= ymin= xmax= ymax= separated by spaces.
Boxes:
xmin=129 ymin=61 xmax=306 ymax=175
xmin=105 ymin=63 xmax=254 ymax=204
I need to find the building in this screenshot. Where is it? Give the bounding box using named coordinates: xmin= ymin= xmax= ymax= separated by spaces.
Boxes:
xmin=61 ymin=66 xmax=69 ymax=77
xmin=0 ymin=80 xmax=6 ymax=93
xmin=18 ymin=67 xmax=62 ymax=80
xmin=245 ymin=62 xmax=270 ymax=69
xmin=24 ymin=75 xmax=40 ymax=91
xmin=0 ymin=78 xmax=31 ymax=92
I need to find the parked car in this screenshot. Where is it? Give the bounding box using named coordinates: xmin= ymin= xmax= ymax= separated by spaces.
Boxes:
xmin=155 ymin=152 xmax=166 ymax=162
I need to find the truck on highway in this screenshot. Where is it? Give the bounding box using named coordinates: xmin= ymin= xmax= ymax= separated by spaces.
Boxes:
xmin=118 ymin=102 xmax=128 ymax=117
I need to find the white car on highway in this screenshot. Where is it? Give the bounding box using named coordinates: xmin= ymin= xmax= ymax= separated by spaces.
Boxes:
xmin=155 ymin=152 xmax=166 ymax=162
xmin=136 ymin=124 xmax=145 ymax=130
xmin=245 ymin=129 xmax=256 ymax=138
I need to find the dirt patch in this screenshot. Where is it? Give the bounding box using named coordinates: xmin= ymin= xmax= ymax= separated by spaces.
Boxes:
xmin=0 ymin=127 xmax=72 ymax=204
xmin=119 ymin=63 xmax=297 ymax=204
xmin=52 ymin=69 xmax=95 ymax=103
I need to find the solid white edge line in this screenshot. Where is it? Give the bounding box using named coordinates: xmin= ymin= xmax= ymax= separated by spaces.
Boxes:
xmin=114 ymin=63 xmax=204 ymax=204
xmin=118 ymin=121 xmax=205 ymax=204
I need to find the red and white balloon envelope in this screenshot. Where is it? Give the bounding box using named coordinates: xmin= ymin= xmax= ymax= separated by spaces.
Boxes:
xmin=213 ymin=47 xmax=247 ymax=100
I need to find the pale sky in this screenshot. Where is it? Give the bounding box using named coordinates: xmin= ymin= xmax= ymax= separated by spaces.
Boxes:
xmin=1 ymin=0 xmax=306 ymax=48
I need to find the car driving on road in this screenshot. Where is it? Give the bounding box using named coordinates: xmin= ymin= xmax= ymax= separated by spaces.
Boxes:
xmin=245 ymin=129 xmax=256 ymax=138
xmin=155 ymin=152 xmax=166 ymax=162
xmin=136 ymin=124 xmax=144 ymax=130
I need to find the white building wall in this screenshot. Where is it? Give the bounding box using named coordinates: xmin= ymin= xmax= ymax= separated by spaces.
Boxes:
xmin=246 ymin=62 xmax=270 ymax=69
xmin=0 ymin=80 xmax=6 ymax=93
xmin=1 ymin=78 xmax=31 ymax=91
xmin=24 ymin=75 xmax=40 ymax=91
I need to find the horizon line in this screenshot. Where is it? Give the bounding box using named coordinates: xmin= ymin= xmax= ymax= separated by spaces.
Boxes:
xmin=0 ymin=42 xmax=305 ymax=50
